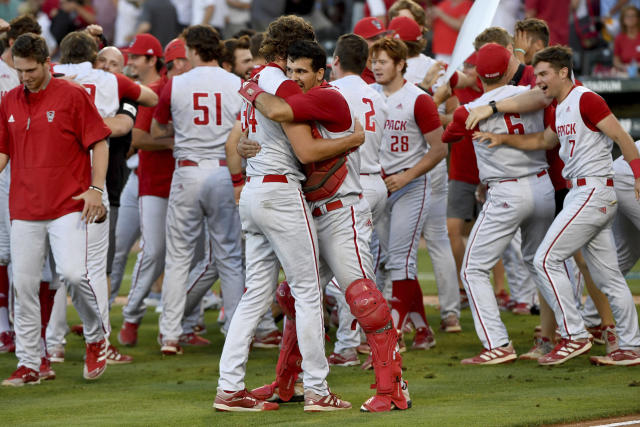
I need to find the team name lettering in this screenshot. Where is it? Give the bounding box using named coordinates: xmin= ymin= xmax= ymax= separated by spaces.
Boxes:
xmin=556 ymin=123 xmax=576 ymax=137
xmin=385 ymin=120 xmax=407 ymax=131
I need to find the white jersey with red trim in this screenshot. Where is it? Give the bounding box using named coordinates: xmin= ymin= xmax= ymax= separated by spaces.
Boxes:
xmin=613 ymin=140 xmax=640 ymax=177
xmin=53 ymin=62 xmax=119 ymax=118
xmin=331 ymin=75 xmax=386 ymax=174
xmin=243 ymin=64 xmax=305 ymax=182
xmin=555 ymin=86 xmax=614 ymax=179
xmin=170 ymin=66 xmax=242 ymax=162
xmin=466 ymin=85 xmax=548 ymax=183
xmin=373 ymin=81 xmax=429 ymax=175
xmin=0 ymin=59 xmax=19 ymax=99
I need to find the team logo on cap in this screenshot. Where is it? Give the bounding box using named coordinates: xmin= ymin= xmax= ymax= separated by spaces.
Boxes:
xmin=46 ymin=111 xmax=55 ymax=122
xmin=146 ymin=49 xmax=154 ymax=55
xmin=373 ymin=21 xmax=382 ymax=30
xmin=485 ymin=72 xmax=500 ymax=78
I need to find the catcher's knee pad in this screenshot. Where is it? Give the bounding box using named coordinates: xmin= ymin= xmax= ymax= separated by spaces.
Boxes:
xmin=275 ymin=317 xmax=302 ymax=402
xmin=276 ymin=281 xmax=296 ymax=319
xmin=345 ymin=278 xmax=390 ymax=333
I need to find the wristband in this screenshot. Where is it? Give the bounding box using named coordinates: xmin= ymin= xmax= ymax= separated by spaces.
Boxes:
xmin=630 ymin=158 xmax=640 ymax=179
xmin=514 ymin=48 xmax=526 ymax=55
xmin=231 ymin=173 xmax=245 ymax=187
xmin=89 ymin=185 xmax=104 ymax=194
xmin=489 ymin=100 xmax=498 ymax=114
xmin=238 ymin=80 xmax=265 ymax=105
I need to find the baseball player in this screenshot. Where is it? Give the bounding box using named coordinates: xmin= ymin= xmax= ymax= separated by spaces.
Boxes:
xmin=243 ymin=39 xmax=410 ymax=412
xmin=1 ymin=33 xmax=111 ymax=386
xmin=442 ymin=43 xmax=556 ymax=364
xmin=370 ymin=38 xmax=447 ymax=350
xmin=353 ymin=17 xmax=388 ymax=84
xmin=150 ymin=25 xmax=245 ymax=354
xmin=214 ymin=15 xmax=357 ymax=412
xmin=117 ymin=34 xmax=174 ymax=348
xmin=471 ymin=45 xmax=640 ymax=365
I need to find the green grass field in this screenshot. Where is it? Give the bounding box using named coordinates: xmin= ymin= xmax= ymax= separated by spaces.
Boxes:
xmin=1 ymin=249 xmax=639 ymax=426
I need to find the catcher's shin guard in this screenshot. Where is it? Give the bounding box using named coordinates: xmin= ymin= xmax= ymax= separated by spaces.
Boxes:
xmin=391 ymin=279 xmax=413 ymax=331
xmin=346 ymin=279 xmax=408 ymax=411
xmin=274 ymin=317 xmax=302 ymax=401
xmin=39 ymin=282 xmax=54 ymax=339
xmin=275 ymin=281 xmax=296 ymax=319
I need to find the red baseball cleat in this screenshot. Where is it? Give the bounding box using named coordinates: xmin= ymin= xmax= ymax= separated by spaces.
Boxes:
xmin=118 ymin=321 xmax=139 ymax=347
xmin=0 ymin=330 xmax=15 ymax=353
xmin=538 ymin=338 xmax=591 ymax=365
xmin=2 ymin=365 xmax=40 ymax=387
xmin=411 ymin=326 xmax=436 ymax=350
xmin=106 ymin=345 xmax=133 ymax=364
xmin=84 ymin=339 xmax=108 ymax=380
xmin=251 ymin=380 xmax=304 ymax=403
xmin=39 ymin=357 xmax=56 ymax=380
xmin=214 ymin=388 xmax=279 ymax=412
xmin=461 ymin=342 xmax=517 ymax=365
xmin=328 ymin=349 xmax=360 ymax=367
xmin=252 ymin=330 xmax=282 ymax=349
xmin=179 ymin=333 xmax=211 ymax=346
xmin=161 ymin=340 xmax=184 ymax=356
xmin=590 ymin=349 xmax=640 ymax=366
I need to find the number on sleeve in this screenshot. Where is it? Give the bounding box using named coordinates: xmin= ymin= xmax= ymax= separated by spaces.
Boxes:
xmin=504 ymin=113 xmax=525 ymax=135
xmin=362 ymin=97 xmax=376 ymax=131
xmin=193 ymin=92 xmax=223 ymax=126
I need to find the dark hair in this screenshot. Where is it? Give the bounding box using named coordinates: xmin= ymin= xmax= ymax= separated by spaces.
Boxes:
xmin=250 ymin=32 xmax=264 ymax=59
xmin=370 ymin=37 xmax=408 ymax=74
xmin=224 ymin=35 xmax=251 ymax=62
xmin=7 ymin=15 xmax=42 ymax=42
xmin=334 ymin=33 xmax=368 ymax=74
xmin=404 ymin=39 xmax=427 ymax=57
xmin=60 ymin=31 xmax=98 ymax=64
xmin=287 ymin=40 xmax=326 ymax=72
xmin=182 ymin=24 xmax=223 ymax=62
xmin=11 ymin=33 xmax=48 ymax=63
xmin=143 ymin=54 xmax=165 ymax=73
xmin=260 ymin=15 xmax=315 ymax=62
xmin=515 ymin=18 xmax=550 ymax=47
xmin=532 ymin=45 xmax=573 ymax=74
xmin=474 ymin=27 xmax=512 ymax=50
xmin=233 ymin=28 xmax=256 ymax=39
xmin=388 ymin=0 xmax=427 ymax=28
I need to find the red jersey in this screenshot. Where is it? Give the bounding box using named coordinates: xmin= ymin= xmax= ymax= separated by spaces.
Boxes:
xmin=449 ymin=84 xmax=483 ymax=184
xmin=432 ymin=0 xmax=473 ymax=55
xmin=614 ymin=32 xmax=640 ymax=65
xmin=0 ymin=77 xmax=111 ymax=220
xmin=524 ymin=0 xmax=569 ymax=46
xmin=135 ymin=77 xmax=174 ymax=198
xmin=361 ymin=67 xmax=376 ymax=84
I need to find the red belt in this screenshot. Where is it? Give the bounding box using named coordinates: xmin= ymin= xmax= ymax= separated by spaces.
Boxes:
xmin=567 ymin=177 xmax=613 ymax=189
xmin=246 ymin=175 xmax=288 ymax=183
xmin=177 ymin=159 xmax=227 ymax=168
xmin=312 ymin=194 xmax=363 ymax=217
xmin=498 ymin=170 xmax=547 ymax=184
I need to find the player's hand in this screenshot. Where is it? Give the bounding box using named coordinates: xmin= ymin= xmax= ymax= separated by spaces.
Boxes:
xmin=433 ymin=82 xmax=451 ymax=106
xmin=465 ymin=105 xmax=492 ymax=130
xmin=514 ymin=30 xmax=533 ymax=56
xmin=0 ymin=19 xmax=10 ymax=33
xmin=384 ymin=171 xmax=410 ymax=193
xmin=73 ymin=188 xmax=105 ymax=224
xmin=233 ymin=184 xmax=244 ymax=205
xmin=475 ymin=183 xmax=487 ymax=204
xmin=635 ymin=177 xmax=640 ymax=200
xmin=237 ymin=135 xmax=261 ymax=158
xmin=473 ymin=131 xmax=503 ymax=148
xmin=422 ymin=61 xmax=445 ymax=90
xmin=349 ymin=119 xmax=365 ymax=148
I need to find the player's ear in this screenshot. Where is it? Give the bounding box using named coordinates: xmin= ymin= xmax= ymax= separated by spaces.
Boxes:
xmin=317 ymin=67 xmax=325 ymax=83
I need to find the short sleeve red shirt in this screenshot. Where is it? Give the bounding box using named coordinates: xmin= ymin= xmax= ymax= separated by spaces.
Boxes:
xmin=432 ymin=0 xmax=473 ymax=55
xmin=448 ymin=86 xmax=483 ymax=184
xmin=135 ymin=77 xmax=175 ymax=198
xmin=525 ymin=0 xmax=569 ymax=45
xmin=287 ymin=83 xmax=351 ymax=132
xmin=614 ymin=32 xmax=640 ymax=65
xmin=0 ymin=77 xmax=111 ymax=220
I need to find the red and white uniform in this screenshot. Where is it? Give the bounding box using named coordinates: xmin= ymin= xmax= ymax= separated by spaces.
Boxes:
xmin=153 ymin=65 xmax=245 ymax=341
xmin=218 ymin=63 xmax=330 ymax=397
xmin=535 ymin=86 xmax=640 ymax=350
xmin=0 ymin=77 xmax=110 ymax=371
xmin=443 ymin=84 xmax=555 ymax=350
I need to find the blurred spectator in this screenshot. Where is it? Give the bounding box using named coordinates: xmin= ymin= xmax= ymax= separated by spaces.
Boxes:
xmin=525 ymin=0 xmax=570 ymax=45
xmin=225 ymin=0 xmax=251 ymax=38
xmin=171 ymin=0 xmax=192 ymax=30
xmin=492 ymin=0 xmax=524 ymax=33
xmin=614 ymin=4 xmax=640 ymax=73
xmin=93 ymin=0 xmax=116 ymax=43
xmin=250 ymin=0 xmax=284 ymax=31
xmin=601 ymin=0 xmax=640 ymax=37
xmin=430 ymin=0 xmax=473 ymax=63
xmin=0 ymin=0 xmax=21 ymax=21
xmin=43 ymin=0 xmax=96 ymax=44
xmin=191 ymin=0 xmax=228 ymax=33
xmin=363 ymin=0 xmax=396 ymax=23
xmin=114 ymin=0 xmax=141 ymax=47
xmin=135 ymin=0 xmax=180 ymax=47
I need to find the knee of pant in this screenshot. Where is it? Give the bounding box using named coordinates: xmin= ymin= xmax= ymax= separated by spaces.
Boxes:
xmin=345 ymin=278 xmax=390 ymax=333
xmin=533 ymin=250 xmax=547 ymax=274
xmin=59 ymin=268 xmax=84 ymax=286
xmin=276 ymin=281 xmax=296 ymax=319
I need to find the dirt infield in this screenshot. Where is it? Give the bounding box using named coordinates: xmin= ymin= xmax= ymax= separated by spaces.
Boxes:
xmin=550 ymin=414 xmax=640 ymax=426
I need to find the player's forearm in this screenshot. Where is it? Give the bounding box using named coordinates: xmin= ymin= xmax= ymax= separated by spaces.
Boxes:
xmin=150 ymin=120 xmax=174 ymax=139
xmin=285 ymin=122 xmax=363 ymax=164
xmin=202 ymin=6 xmax=214 ymax=24
xmin=0 ymin=153 xmax=8 ymax=174
xmin=406 ymin=129 xmax=447 ymax=180
xmin=501 ymin=132 xmax=547 ymax=150
xmin=254 ymin=92 xmax=294 ymax=122
xmin=91 ymin=140 xmax=109 ymax=189
xmin=137 ymin=84 xmax=158 ymax=107
xmin=132 ymin=128 xmax=173 ymax=150
xmin=225 ymin=121 xmax=244 ymax=175
xmin=496 ymin=88 xmax=552 ymax=114
xmin=104 ymin=115 xmax=134 ymax=138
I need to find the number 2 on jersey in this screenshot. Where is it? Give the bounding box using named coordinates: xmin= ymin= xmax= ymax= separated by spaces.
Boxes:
xmin=362 ymin=98 xmax=376 ymax=131
xmin=193 ymin=92 xmax=222 ymax=126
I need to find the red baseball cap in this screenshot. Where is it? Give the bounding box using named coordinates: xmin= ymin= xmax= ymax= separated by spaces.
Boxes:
xmin=388 ymin=16 xmax=423 ymax=42
xmin=122 ymin=34 xmax=163 ymax=57
xmin=354 ymin=17 xmax=387 ymax=40
xmin=164 ymin=38 xmax=186 ymax=63
xmin=464 ymin=52 xmax=477 ymax=66
xmin=476 ymin=43 xmax=510 ymax=79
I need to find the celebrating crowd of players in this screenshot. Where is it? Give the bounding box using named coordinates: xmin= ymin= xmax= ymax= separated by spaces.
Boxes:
xmin=0 ymin=0 xmax=639 ymax=414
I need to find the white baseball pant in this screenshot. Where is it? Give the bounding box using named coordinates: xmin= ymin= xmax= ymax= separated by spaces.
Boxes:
xmin=109 ymin=171 xmax=140 ymax=305
xmin=122 ymin=195 xmax=167 ymax=325
xmin=502 ymin=230 xmax=538 ymax=306
xmin=160 ymin=163 xmax=244 ymax=340
xmin=46 ymin=280 xmax=68 ymax=351
xmin=534 ymin=178 xmax=640 ymax=350
xmin=218 ymin=178 xmax=328 ymax=396
xmin=463 ymin=173 xmax=555 ymax=349
xmin=360 ymin=173 xmax=388 ymax=277
xmin=11 ymin=212 xmax=106 ymax=370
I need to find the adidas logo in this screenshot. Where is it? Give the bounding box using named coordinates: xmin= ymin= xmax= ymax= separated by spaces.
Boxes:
xmin=599 ymin=207 xmax=606 ymax=214
xmin=8 ymin=114 xmax=14 ymax=123
xmin=396 ymin=103 xmax=402 ymax=110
